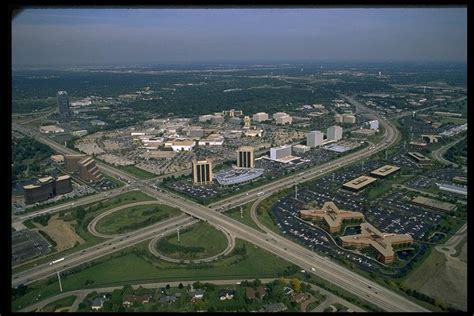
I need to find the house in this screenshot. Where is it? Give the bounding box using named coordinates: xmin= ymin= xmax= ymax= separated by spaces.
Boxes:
xmin=218 ymin=289 xmax=235 ymax=300
xmin=245 ymin=287 xmax=266 ymax=300
xmin=191 ymin=289 xmax=205 ymax=301
xmin=159 ymin=295 xmax=177 ymax=304
xmin=283 ymin=286 xmax=294 ymax=295
xmin=122 ymin=294 xmax=152 ymax=306
xmin=263 ymin=303 xmax=288 ymax=312
xmin=91 ymin=296 xmax=106 ymax=311
xmin=291 ymin=292 xmax=309 ymax=304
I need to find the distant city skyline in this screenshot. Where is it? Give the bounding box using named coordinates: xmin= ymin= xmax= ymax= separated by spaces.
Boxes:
xmin=12 ymin=8 xmax=467 ymax=66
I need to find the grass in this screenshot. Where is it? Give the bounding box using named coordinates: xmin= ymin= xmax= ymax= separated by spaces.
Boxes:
xmin=224 ymin=202 xmax=265 ymax=233
xmin=40 ymin=295 xmax=76 ymax=312
xmin=96 ymin=204 xmax=181 ymax=235
xmin=12 ymin=238 xmax=293 ymax=311
xmin=117 ymin=164 xmax=156 ymax=180
xmin=156 ymin=222 xmax=229 ymax=260
xmin=13 ymin=191 xmax=155 ymax=274
xmin=102 ymin=173 xmax=125 ymax=188
xmin=365 ymin=174 xmax=414 ymax=200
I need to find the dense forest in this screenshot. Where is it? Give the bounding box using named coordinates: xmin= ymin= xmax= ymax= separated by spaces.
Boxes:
xmin=12 ymin=136 xmax=54 ymax=182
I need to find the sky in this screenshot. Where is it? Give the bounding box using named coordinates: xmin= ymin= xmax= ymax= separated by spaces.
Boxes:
xmin=12 ymin=8 xmax=467 ymax=66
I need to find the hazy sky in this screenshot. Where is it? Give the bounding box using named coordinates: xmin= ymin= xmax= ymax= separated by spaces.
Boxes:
xmin=12 ymin=8 xmax=467 ymax=66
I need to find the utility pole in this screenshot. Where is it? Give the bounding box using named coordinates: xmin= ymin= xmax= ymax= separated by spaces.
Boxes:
xmin=385 ymin=150 xmax=388 ymax=160
xmin=240 ymin=206 xmax=243 ymax=219
xmin=177 ymin=228 xmax=180 ymax=242
xmin=403 ymin=140 xmax=406 ymax=149
xmin=295 ymin=184 xmax=298 ymax=200
xmin=57 ymin=270 xmax=63 ymax=292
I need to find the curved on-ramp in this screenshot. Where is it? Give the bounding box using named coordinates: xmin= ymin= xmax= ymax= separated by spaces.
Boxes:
xmin=88 ymin=201 xmax=172 ymax=238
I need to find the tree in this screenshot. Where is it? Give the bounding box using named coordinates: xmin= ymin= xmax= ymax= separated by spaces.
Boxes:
xmin=166 ymin=284 xmax=171 ymax=290
xmin=290 ymin=278 xmax=301 ymax=292
xmin=178 ymin=283 xmax=184 ymax=289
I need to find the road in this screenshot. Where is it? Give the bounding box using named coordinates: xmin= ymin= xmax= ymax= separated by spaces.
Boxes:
xmin=11 ymin=99 xmax=429 ymax=312
xmin=431 ymin=136 xmax=465 ymax=168
xmin=435 ymin=223 xmax=467 ymax=257
xmin=20 ymin=278 xmax=364 ymax=312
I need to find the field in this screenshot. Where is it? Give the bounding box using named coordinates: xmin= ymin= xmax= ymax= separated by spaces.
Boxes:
xmin=95 ymin=204 xmax=180 ymax=235
xmin=224 ymin=203 xmax=265 ymax=233
xmin=402 ymin=248 xmax=467 ymax=311
xmin=13 ymin=191 xmax=155 ymax=274
xmin=117 ymin=164 xmax=156 ymax=180
xmin=156 ymin=222 xmax=228 ymax=260
xmin=12 ymin=238 xmax=294 ymax=311
xmin=33 ymin=214 xmax=85 ymax=251
xmin=364 ymin=174 xmax=414 ymax=200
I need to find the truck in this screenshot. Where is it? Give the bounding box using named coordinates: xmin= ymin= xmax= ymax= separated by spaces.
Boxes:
xmin=49 ymin=258 xmax=65 ymax=265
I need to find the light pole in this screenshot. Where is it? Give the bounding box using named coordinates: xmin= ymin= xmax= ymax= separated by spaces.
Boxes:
xmin=55 ymin=269 xmax=63 ymax=293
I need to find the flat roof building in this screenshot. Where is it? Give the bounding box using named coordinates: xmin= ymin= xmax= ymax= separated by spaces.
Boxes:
xmin=343 ymin=175 xmax=377 ymax=191
xmin=64 ymin=154 xmax=103 ymax=183
xmin=57 ymin=91 xmax=71 ymax=121
xmin=327 ymin=126 xmax=343 ymax=141
xmin=370 ymin=165 xmax=401 ymax=178
xmin=236 ymin=146 xmax=254 ymax=168
xmin=273 ymin=112 xmax=292 ymax=125
xmin=292 ymin=144 xmax=310 ymax=154
xmin=436 ymin=183 xmax=467 ymax=196
xmin=192 ymin=160 xmax=213 ymax=185
xmin=340 ymin=222 xmax=413 ymax=264
xmin=411 ymin=196 xmax=456 ymax=212
xmin=253 ymin=112 xmax=269 ymax=122
xmin=23 ymin=175 xmax=72 ymax=205
xmin=300 ymin=202 xmax=364 ymax=233
xmin=270 ymin=145 xmax=292 ymax=161
xmin=407 ymin=152 xmax=431 ymax=164
xmin=39 ymin=125 xmax=65 ymax=134
xmin=307 ymin=130 xmax=324 ymax=148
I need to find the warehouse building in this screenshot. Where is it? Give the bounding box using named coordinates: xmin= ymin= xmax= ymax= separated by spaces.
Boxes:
xmin=411 ymin=196 xmax=457 ymax=212
xmin=407 ymin=152 xmax=432 ymax=164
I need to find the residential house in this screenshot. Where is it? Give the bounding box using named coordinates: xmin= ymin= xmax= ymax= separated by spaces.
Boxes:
xmin=291 ymin=292 xmax=309 ymax=304
xmin=218 ymin=289 xmax=235 ymax=300
xmin=245 ymin=287 xmax=267 ymax=300
xmin=122 ymin=294 xmax=152 ymax=307
xmin=91 ymin=296 xmax=106 ymax=311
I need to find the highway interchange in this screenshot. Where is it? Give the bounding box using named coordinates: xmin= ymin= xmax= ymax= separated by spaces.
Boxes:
xmin=11 ymin=96 xmax=430 ymax=312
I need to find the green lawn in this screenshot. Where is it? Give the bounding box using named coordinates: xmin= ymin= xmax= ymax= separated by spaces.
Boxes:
xmin=224 ymin=202 xmax=265 ymax=233
xmin=156 ymin=222 xmax=228 ymax=260
xmin=365 ymin=174 xmax=414 ymax=200
xmin=12 ymin=239 xmax=294 ymax=311
xmin=96 ymin=204 xmax=181 ymax=235
xmin=40 ymin=295 xmax=77 ymax=312
xmin=13 ymin=191 xmax=156 ymax=274
xmin=118 ymin=165 xmax=156 ymax=180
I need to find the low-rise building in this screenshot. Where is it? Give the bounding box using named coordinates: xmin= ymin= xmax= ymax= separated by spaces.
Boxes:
xmin=253 ymin=112 xmax=269 ymax=122
xmin=170 ymin=139 xmax=195 ymax=152
xmin=91 ymin=296 xmax=106 ymax=311
xmin=263 ymin=303 xmax=287 ymax=313
xmin=122 ymin=294 xmax=152 ymax=306
xmin=300 ymin=201 xmax=365 ymax=233
xmin=340 ymin=222 xmax=413 ymax=264
xmin=39 ymin=125 xmax=64 ymax=134
xmin=370 ymin=165 xmax=400 ymax=178
xmin=50 ymin=154 xmax=64 ymax=164
xmin=411 ymin=196 xmax=457 ymax=212
xmin=407 ymin=152 xmax=431 ymax=164
xmin=292 ymin=144 xmax=310 ymax=154
xmin=343 ymin=175 xmax=377 ymax=191
xmin=273 ymin=112 xmax=292 ymax=125
xmin=198 ymin=134 xmax=224 ymax=146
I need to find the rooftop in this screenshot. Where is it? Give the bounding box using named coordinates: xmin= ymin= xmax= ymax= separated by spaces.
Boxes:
xmin=343 ymin=175 xmax=377 ymax=190
xmin=370 ymin=165 xmax=401 ymax=177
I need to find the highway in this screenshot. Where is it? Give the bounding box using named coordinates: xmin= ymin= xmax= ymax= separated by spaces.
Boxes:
xmin=11 ymin=98 xmax=430 ymax=312
xmin=431 ymin=136 xmax=466 ymax=168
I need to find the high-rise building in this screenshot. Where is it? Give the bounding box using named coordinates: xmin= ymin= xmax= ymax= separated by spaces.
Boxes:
xmin=192 ymin=160 xmax=213 ymax=185
xmin=236 ymin=146 xmax=254 ymax=168
xmin=327 ymin=126 xmax=343 ymax=141
xmin=64 ymin=154 xmax=103 ymax=182
xmin=57 ymin=91 xmax=71 ymax=121
xmin=306 ymin=130 xmax=324 ymax=148
xmin=23 ymin=175 xmax=72 ymax=205
xmin=270 ymin=145 xmax=292 ymax=160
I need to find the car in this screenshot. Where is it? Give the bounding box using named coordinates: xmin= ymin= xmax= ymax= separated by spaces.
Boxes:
xmin=311 ymin=267 xmax=316 ymax=272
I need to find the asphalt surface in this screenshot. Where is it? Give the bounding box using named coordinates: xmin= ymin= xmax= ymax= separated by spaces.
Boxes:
xmin=431 ymin=136 xmax=466 ymax=168
xmin=11 ymin=100 xmax=430 ymax=312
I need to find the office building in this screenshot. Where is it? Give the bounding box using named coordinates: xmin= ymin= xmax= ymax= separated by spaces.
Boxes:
xmin=368 ymin=120 xmax=379 ymax=130
xmin=23 ymin=175 xmax=72 ymax=205
xmin=300 ymin=202 xmax=364 ymax=234
xmin=236 ymin=146 xmax=254 ymax=168
xmin=273 ymin=112 xmax=292 ymax=125
xmin=407 ymin=152 xmax=431 ymax=164
xmin=64 ymin=154 xmax=103 ymax=182
xmin=340 ymin=223 xmax=413 ymax=264
xmin=292 ymin=144 xmax=310 ymax=154
xmin=57 ymin=91 xmax=71 ymax=121
xmin=370 ymin=165 xmax=400 ymax=178
xmin=306 ymin=130 xmax=324 ymax=148
xmin=327 ymin=126 xmax=343 ymax=141
xmin=211 ymin=115 xmax=225 ymax=125
xmin=198 ymin=114 xmax=213 ymax=122
xmin=411 ymin=196 xmax=456 ymax=213
xmin=243 ymin=116 xmax=251 ymax=128
xmin=270 ymin=145 xmax=292 ymax=160
xmin=343 ymin=175 xmax=377 ymax=191
xmin=335 ymin=113 xmax=356 ymax=124
xmin=192 ymin=160 xmax=213 ymax=185
xmin=253 ymin=112 xmax=269 ymax=122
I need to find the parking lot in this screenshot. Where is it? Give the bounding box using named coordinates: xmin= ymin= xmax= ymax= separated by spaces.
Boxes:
xmin=12 ymin=229 xmax=51 ymax=265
